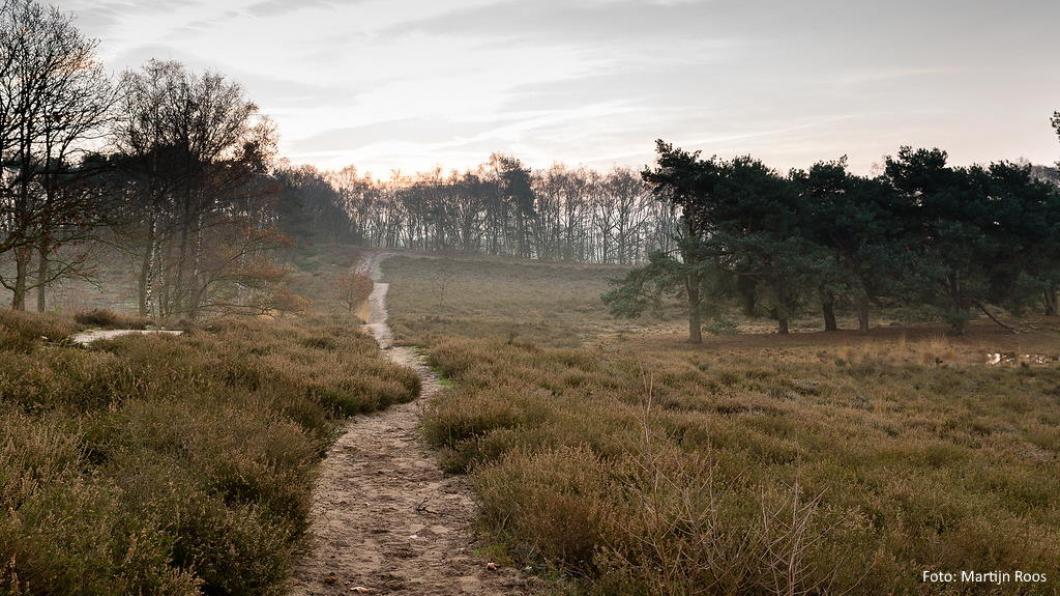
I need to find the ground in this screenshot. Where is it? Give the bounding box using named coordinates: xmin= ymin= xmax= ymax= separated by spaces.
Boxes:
xmin=289 ymin=252 xmax=536 ymax=595
xmin=382 ymin=253 xmax=1060 ymax=595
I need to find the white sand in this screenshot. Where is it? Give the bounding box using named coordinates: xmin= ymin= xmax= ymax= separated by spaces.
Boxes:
xmin=71 ymin=329 xmax=183 ymax=345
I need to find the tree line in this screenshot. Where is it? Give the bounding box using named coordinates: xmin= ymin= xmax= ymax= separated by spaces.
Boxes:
xmin=606 ymin=136 xmax=1060 ymax=341
xmin=0 ymin=0 xmax=677 ymax=321
xmin=3 ymin=0 xmax=1057 ymax=335
xmin=332 ymin=156 xmax=678 ymax=265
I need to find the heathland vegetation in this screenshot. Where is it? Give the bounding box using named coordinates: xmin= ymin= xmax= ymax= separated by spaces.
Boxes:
xmin=385 ymin=254 xmax=1060 ymax=595
xmin=0 ymin=0 xmax=1058 ymax=594
xmin=0 ymin=2 xmax=428 ymax=593
xmin=0 ymin=300 xmax=419 ymax=593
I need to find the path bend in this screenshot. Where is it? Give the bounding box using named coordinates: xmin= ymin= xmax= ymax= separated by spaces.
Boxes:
xmin=288 ymin=252 xmax=533 ymax=596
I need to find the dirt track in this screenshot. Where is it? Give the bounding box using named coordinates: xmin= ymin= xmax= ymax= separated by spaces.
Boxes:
xmin=288 ymin=253 xmax=534 ymax=595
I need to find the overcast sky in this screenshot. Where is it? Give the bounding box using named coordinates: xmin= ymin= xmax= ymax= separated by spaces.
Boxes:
xmin=54 ymin=0 xmax=1060 ymax=177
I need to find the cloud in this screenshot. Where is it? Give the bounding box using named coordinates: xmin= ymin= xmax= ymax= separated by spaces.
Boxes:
xmin=383 ymin=0 xmax=722 ymax=42
xmin=57 ymin=0 xmax=202 ymax=34
xmin=245 ymin=0 xmax=369 ymax=18
xmin=288 ymin=116 xmax=507 ymax=153
xmin=111 ymin=43 xmax=358 ymax=107
xmin=54 ymin=0 xmax=1060 ymax=176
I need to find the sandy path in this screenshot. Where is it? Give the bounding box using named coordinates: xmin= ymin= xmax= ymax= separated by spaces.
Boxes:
xmin=288 ymin=253 xmax=535 ymax=596
xmin=71 ymin=329 xmax=183 ymax=345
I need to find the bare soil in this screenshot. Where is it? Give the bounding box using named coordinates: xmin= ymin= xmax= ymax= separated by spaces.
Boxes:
xmin=70 ymin=328 xmax=183 ymax=344
xmin=288 ymin=253 xmax=536 ymax=596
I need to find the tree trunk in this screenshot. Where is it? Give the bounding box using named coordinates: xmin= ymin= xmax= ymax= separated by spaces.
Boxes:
xmin=822 ymin=293 xmax=838 ymax=332
xmin=948 ymin=313 xmax=968 ymax=336
xmin=175 ymin=227 xmax=189 ymax=314
xmin=174 ymin=189 xmax=195 ymax=316
xmin=139 ymin=222 xmax=158 ymax=318
xmin=1045 ymin=285 xmax=1058 ymax=316
xmin=687 ymin=284 xmax=702 ymax=344
xmin=11 ymin=247 xmax=31 ymax=310
xmin=187 ymin=212 xmax=206 ymax=320
xmin=856 ymin=294 xmax=870 ymax=333
xmin=688 ymin=307 xmax=703 ymax=344
xmin=975 ymin=302 xmax=1018 ymax=334
xmin=35 ymin=236 xmax=49 ymax=312
xmin=157 ymin=243 xmax=170 ymax=318
xmin=946 ymin=273 xmax=967 ymax=335
xmin=777 ymin=317 xmax=790 ymax=335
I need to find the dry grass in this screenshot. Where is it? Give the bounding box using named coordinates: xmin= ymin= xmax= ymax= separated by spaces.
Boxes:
xmin=384 ymin=254 xmax=1060 ymax=594
xmin=383 ymin=254 xmax=662 ymax=347
xmin=73 ymin=308 xmax=153 ymax=330
xmin=0 ymin=247 xmax=419 ymax=595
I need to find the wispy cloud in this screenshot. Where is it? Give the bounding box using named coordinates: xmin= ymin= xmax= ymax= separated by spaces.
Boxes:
xmin=245 ymin=0 xmax=369 ymax=18
xmin=51 ymin=0 xmax=1060 ymax=175
xmin=58 ymin=0 xmax=201 ymax=33
xmin=383 ymin=0 xmax=728 ymax=45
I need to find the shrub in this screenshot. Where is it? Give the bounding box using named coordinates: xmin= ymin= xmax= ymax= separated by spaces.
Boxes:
xmin=338 ymin=272 xmax=374 ymax=313
xmin=420 ymin=336 xmax=1060 ymax=593
xmin=74 ymin=308 xmax=150 ymax=330
xmin=0 ymin=310 xmax=418 ymax=594
xmin=0 ymin=310 xmax=78 ymax=347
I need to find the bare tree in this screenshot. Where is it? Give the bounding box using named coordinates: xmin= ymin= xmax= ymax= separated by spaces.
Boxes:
xmin=113 ymin=59 xmax=279 ymax=318
xmin=324 ymin=156 xmax=672 ymax=266
xmin=0 ymin=0 xmax=115 ymax=309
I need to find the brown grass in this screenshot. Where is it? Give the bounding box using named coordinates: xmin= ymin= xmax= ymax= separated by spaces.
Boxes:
xmin=383 ymin=254 xmax=659 ymax=347
xmin=72 ymin=308 xmax=152 ymax=330
xmin=385 ymin=254 xmax=1060 ymax=594
xmin=0 ymin=246 xmax=418 ymax=595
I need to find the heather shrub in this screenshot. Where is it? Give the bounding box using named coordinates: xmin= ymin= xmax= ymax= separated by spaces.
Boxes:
xmin=389 ymin=255 xmax=1060 ymax=594
xmin=0 ymin=311 xmax=417 ymax=594
xmin=73 ymin=309 xmax=150 ymax=330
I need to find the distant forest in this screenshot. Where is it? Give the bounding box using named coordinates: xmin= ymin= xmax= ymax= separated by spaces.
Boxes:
xmin=321 ymin=160 xmax=679 ymax=264
xmin=1 ymin=0 xmax=1058 ymax=332
xmin=606 ymin=142 xmax=1060 ymax=339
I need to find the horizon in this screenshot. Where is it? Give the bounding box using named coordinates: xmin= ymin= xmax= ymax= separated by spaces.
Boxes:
xmin=54 ymin=0 xmax=1060 ymax=176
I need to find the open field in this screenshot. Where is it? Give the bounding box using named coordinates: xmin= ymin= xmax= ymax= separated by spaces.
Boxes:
xmin=0 ymin=250 xmax=420 ymax=594
xmin=383 ymin=255 xmax=670 ymax=347
xmin=383 ymin=254 xmax=1060 ymax=594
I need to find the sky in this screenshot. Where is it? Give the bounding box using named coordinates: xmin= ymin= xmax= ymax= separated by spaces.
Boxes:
xmin=54 ymin=0 xmax=1060 ymax=178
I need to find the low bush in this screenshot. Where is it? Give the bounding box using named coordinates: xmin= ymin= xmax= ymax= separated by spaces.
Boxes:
xmin=73 ymin=308 xmax=151 ymax=330
xmin=0 ymin=311 xmax=418 ymax=595
xmin=0 ymin=309 xmax=79 ymax=349
xmin=422 ymin=336 xmax=1060 ymax=594
xmin=387 ymin=253 xmax=1060 ymax=593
